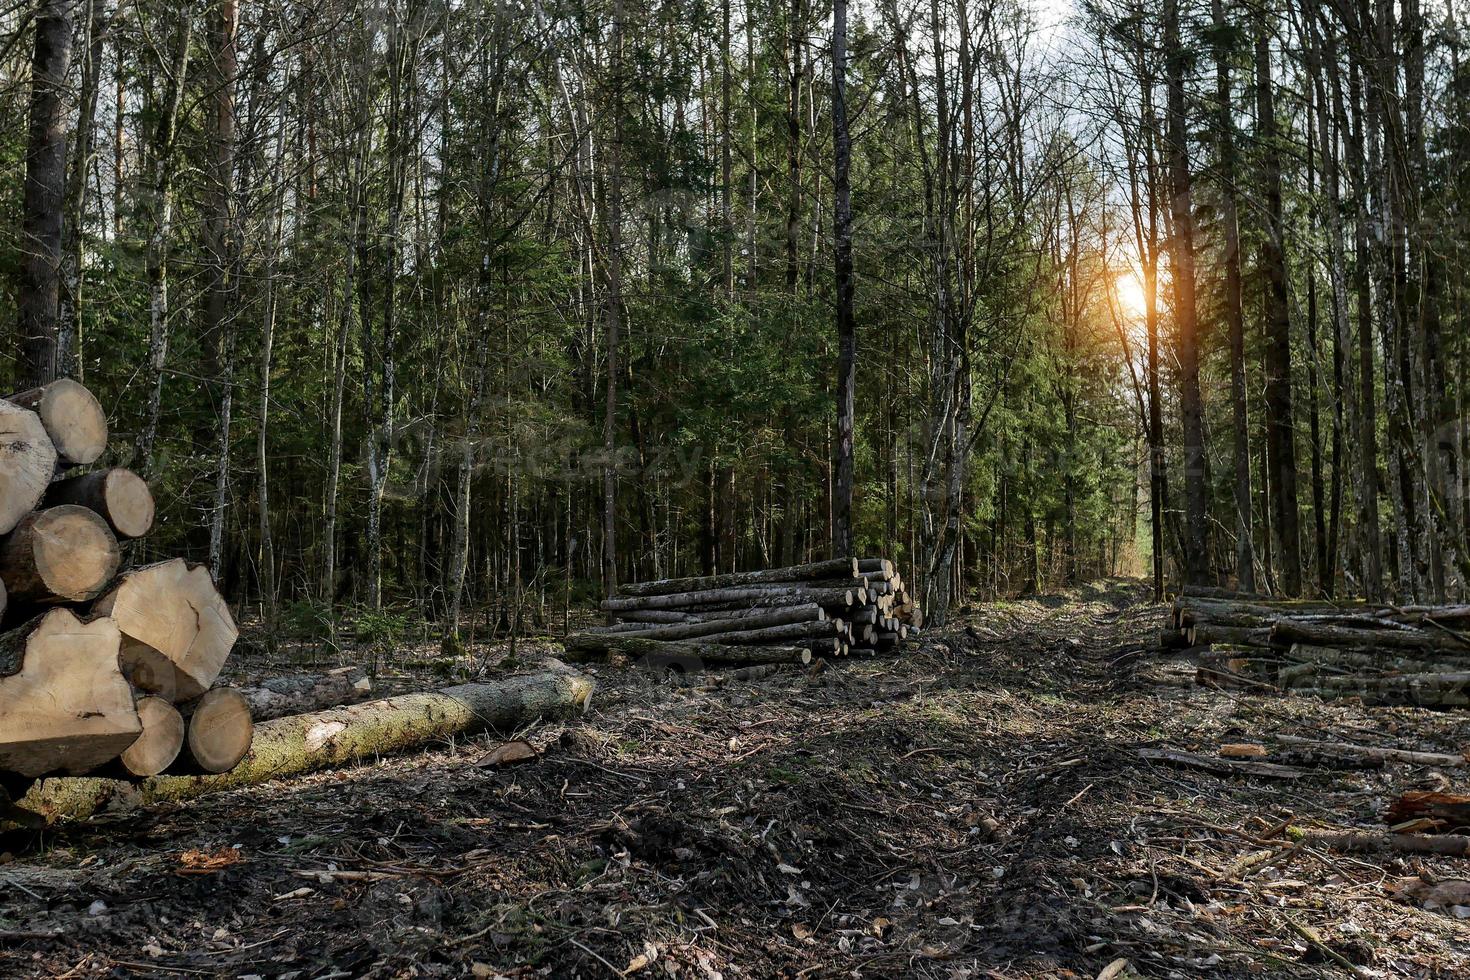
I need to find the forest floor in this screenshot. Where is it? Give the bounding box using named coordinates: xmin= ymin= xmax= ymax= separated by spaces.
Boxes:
xmin=3 ymin=579 xmax=1470 ymax=978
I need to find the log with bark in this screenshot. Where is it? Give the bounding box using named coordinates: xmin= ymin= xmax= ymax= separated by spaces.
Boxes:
xmin=237 ymin=666 xmax=374 ymax=721
xmin=42 ymin=467 xmax=155 ymax=539
xmin=6 ymin=378 xmax=108 ymax=467
xmin=596 ymin=604 xmax=825 ymax=641
xmin=0 ymin=400 xmax=58 ymax=535
xmin=16 ymin=670 xmax=597 ymax=824
xmin=611 ymin=558 xmax=858 ymax=597
xmin=1273 ymin=736 xmax=1467 ymax=768
xmin=0 ymin=505 xmax=120 ymax=605
xmin=1271 ymin=619 xmax=1463 ymax=654
xmin=1185 ymin=624 xmax=1273 ymax=648
xmin=1282 ymin=643 xmax=1468 ymax=676
xmin=563 ymin=633 xmax=812 ymax=666
xmin=600 ymin=584 xmax=861 ymax=613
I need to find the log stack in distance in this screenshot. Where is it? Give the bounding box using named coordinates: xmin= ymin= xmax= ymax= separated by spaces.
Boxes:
xmin=1170 ymin=590 xmax=1470 ymax=708
xmin=570 ymin=558 xmax=923 ymax=670
xmin=0 ymin=378 xmax=251 ymax=797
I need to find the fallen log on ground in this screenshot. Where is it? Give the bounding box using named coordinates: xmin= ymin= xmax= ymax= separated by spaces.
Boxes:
xmin=17 ymin=670 xmax=596 ymax=824
xmin=1290 ymin=675 xmax=1470 ymax=707
xmin=1271 ymin=619 xmax=1463 ymax=654
xmin=1298 ymin=830 xmax=1470 ymax=857
xmin=688 ymin=619 xmax=841 ymax=646
xmin=1136 ymin=747 xmax=1307 ymax=779
xmin=1283 ymin=643 xmax=1469 ymax=675
xmin=1273 ymin=735 xmax=1467 ymax=768
xmin=1186 ymin=624 xmax=1273 ymax=648
xmin=237 ymin=666 xmax=374 ymax=721
xmin=563 ymin=633 xmax=811 ymax=666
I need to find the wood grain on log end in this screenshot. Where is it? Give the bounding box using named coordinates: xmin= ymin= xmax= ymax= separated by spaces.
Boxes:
xmin=0 ymin=400 xmax=58 ymax=535
xmin=0 ymin=505 xmax=121 ymax=604
xmin=6 ymin=379 xmax=107 ymax=466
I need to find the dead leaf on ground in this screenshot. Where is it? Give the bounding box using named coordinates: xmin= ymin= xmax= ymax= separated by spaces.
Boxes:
xmin=792 ymin=922 xmax=814 ymax=940
xmin=476 ymin=740 xmax=539 ymax=768
xmin=175 ymin=847 xmax=244 ymax=875
xmin=623 ymin=940 xmax=658 ymax=974
xmin=1219 ymin=743 xmax=1268 ymax=759
xmin=1097 ymin=957 xmax=1132 ymax=980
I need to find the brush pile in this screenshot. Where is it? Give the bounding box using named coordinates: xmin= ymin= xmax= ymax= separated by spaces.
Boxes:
xmin=1167 ymin=589 xmax=1470 ymax=707
xmin=0 ymin=379 xmax=248 ymax=785
xmin=566 ymin=558 xmax=922 ymax=669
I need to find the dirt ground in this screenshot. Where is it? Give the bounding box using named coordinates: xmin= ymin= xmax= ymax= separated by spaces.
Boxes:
xmin=3 ymin=579 xmax=1470 ymax=978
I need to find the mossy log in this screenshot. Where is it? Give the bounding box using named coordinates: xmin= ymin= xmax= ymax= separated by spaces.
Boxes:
xmin=16 ymin=670 xmax=595 ymax=824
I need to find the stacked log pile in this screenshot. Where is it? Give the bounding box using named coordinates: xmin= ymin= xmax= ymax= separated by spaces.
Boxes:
xmin=1168 ymin=590 xmax=1470 ymax=707
xmin=0 ymin=379 xmax=248 ymax=786
xmin=567 ymin=558 xmax=923 ymax=668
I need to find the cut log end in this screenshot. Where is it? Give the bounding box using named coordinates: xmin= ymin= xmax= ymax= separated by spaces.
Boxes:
xmin=0 ymin=505 xmax=121 ymax=604
xmin=0 ymin=400 xmax=59 ymax=536
xmin=96 ymin=559 xmax=239 ymax=702
xmin=0 ymin=609 xmax=140 ymax=777
xmin=177 ymin=688 xmax=254 ymax=774
xmin=44 ymin=468 xmax=156 ymax=539
xmin=7 ymin=379 xmax=107 ymax=466
xmin=116 ymin=697 xmax=185 ymax=777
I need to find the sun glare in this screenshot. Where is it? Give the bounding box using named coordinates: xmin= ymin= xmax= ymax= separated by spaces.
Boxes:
xmin=1115 ymin=271 xmax=1147 ymax=321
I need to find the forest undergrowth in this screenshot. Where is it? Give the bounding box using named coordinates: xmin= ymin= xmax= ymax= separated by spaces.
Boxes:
xmin=1 ymin=581 xmax=1467 ymax=978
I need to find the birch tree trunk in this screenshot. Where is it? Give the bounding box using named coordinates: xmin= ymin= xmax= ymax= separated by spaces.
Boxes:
xmin=132 ymin=12 xmax=194 ymax=476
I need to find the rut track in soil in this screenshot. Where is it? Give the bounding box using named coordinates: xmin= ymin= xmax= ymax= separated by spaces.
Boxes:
xmin=1 ymin=578 xmax=1467 ymax=977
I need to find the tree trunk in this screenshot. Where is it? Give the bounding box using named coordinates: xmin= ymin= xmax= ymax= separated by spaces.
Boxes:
xmin=564 ymin=634 xmax=811 ymax=666
xmin=1164 ymin=0 xmax=1208 ymax=586
xmin=830 ymin=0 xmax=856 ymax=561
xmin=93 ymin=559 xmax=238 ymax=703
xmin=17 ymin=0 xmax=76 ymax=389
xmin=1255 ymin=4 xmax=1302 ymax=595
xmin=132 ymin=13 xmax=194 ymax=476
xmin=614 ymin=558 xmax=858 ymax=597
